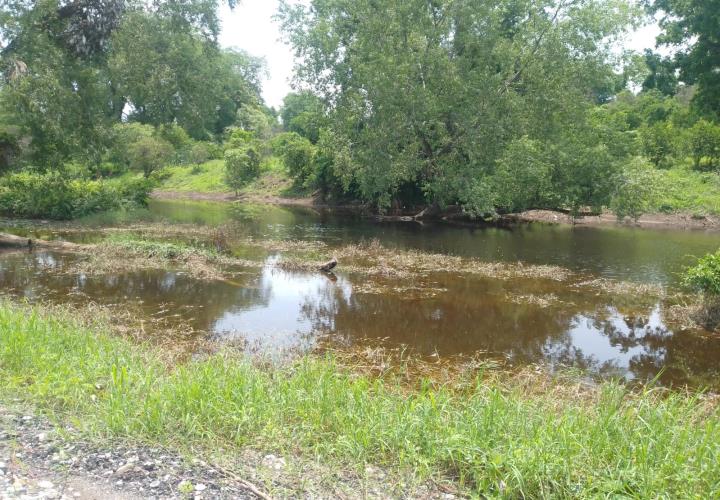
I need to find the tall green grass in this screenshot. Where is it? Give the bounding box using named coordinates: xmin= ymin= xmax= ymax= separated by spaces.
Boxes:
xmin=157 ymin=160 xmax=229 ymax=193
xmin=658 ymin=165 xmax=720 ymax=215
xmin=0 ymin=302 xmax=719 ymax=497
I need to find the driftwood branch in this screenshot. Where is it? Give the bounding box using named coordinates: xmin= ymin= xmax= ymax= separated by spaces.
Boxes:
xmin=319 ymin=257 xmax=338 ymax=272
xmin=0 ymin=232 xmax=87 ymax=251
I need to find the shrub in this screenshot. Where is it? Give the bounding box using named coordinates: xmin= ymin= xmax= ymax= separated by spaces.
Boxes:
xmin=224 ymin=146 xmax=260 ymax=194
xmin=127 ymin=136 xmax=173 ymax=178
xmin=88 ymin=161 xmax=127 ymax=179
xmin=610 ymin=157 xmax=665 ymax=221
xmin=688 ymin=119 xmax=720 ymax=171
xmin=188 ymin=142 xmax=213 ymax=165
xmin=684 ymin=251 xmax=720 ymax=296
xmin=155 ymin=123 xmax=191 ymax=150
xmin=224 ymin=128 xmax=257 ymax=150
xmin=107 ymin=123 xmax=155 ymax=167
xmin=0 ymin=124 xmax=20 ymax=173
xmin=235 ymin=104 xmax=273 ymax=141
xmin=271 ymin=132 xmax=316 ymax=185
xmin=638 ymin=122 xmax=677 ymax=168
xmin=0 ymin=171 xmax=153 ymax=219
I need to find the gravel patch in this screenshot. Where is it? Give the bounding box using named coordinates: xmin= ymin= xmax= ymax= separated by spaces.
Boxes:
xmin=0 ymin=403 xmax=463 ymax=499
xmin=0 ymin=405 xmax=255 ymax=500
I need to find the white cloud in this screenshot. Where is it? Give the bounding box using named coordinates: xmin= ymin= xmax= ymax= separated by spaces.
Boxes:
xmin=219 ymin=0 xmax=295 ymax=109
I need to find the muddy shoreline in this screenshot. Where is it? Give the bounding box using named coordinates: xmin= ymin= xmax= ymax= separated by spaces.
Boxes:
xmin=152 ymin=190 xmax=720 ymax=231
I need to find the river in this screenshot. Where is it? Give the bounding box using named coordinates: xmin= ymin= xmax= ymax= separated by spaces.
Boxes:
xmin=2 ymin=199 xmax=720 ymax=388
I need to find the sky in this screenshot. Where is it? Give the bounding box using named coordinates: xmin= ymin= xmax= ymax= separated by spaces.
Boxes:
xmin=219 ymin=1 xmax=662 ymax=109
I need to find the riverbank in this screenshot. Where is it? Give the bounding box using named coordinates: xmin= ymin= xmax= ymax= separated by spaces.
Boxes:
xmin=152 ymin=160 xmax=720 ymax=230
xmin=152 ymin=188 xmax=720 ymax=230
xmin=1 ymin=301 xmax=719 ymax=498
xmin=511 ymin=209 xmax=720 ymax=229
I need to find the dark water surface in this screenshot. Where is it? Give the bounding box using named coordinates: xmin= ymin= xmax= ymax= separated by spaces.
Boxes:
xmin=2 ymin=199 xmax=720 ymax=387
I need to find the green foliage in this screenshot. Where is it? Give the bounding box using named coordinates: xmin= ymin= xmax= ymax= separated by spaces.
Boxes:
xmin=155 ymin=160 xmax=228 ymax=193
xmin=224 ymin=147 xmax=260 ymax=193
xmin=638 ymin=122 xmax=677 ymax=168
xmin=0 ymin=124 xmax=20 ymax=173
xmin=0 ymin=0 xmax=263 ymax=171
xmin=271 ymin=132 xmax=316 ymax=185
xmin=188 ymin=142 xmax=212 ymax=165
xmin=235 ymin=104 xmax=274 ymax=141
xmin=1 ymin=302 xmax=720 ymax=498
xmin=688 ymin=119 xmax=720 ymax=171
xmin=107 ymin=123 xmax=156 ymax=167
xmin=224 ymin=128 xmax=257 ymax=150
xmin=0 ymin=171 xmax=152 ymax=219
xmin=127 ymin=136 xmax=173 ymax=178
xmin=279 ymin=0 xmax=639 ymax=211
xmin=684 ymin=251 xmax=720 ymax=296
xmin=641 ymin=49 xmax=679 ymax=97
xmin=280 ymin=91 xmax=326 ymax=143
xmin=651 ymin=0 xmax=720 ymax=114
xmin=610 ymin=157 xmax=665 ymax=221
xmin=493 ymin=138 xmax=553 ymax=212
xmin=155 ymin=124 xmax=192 ymax=150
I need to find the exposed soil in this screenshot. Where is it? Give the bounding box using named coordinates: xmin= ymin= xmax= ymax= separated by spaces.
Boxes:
xmin=508 ymin=209 xmax=720 ymax=230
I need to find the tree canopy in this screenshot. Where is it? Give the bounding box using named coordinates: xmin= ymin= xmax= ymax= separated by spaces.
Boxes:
xmin=650 ymin=0 xmax=720 ymax=115
xmin=0 ymin=0 xmax=262 ymax=165
xmin=278 ymin=0 xmax=639 ymax=212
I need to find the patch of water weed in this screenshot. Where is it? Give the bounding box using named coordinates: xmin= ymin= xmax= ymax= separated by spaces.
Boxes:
xmin=506 ymin=293 xmax=564 ymax=307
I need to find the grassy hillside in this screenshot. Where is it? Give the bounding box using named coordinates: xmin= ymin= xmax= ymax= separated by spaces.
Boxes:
xmin=157 ymin=159 xmax=229 ymax=193
xmin=658 ymin=166 xmax=720 ymax=215
xmin=155 ymin=157 xmax=309 ymax=199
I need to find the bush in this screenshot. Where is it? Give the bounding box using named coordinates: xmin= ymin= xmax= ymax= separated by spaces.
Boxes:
xmin=224 ymin=128 xmax=257 ymax=150
xmin=107 ymin=123 xmax=155 ymax=167
xmin=0 ymin=171 xmax=153 ymax=220
xmin=188 ymin=142 xmax=212 ymax=165
xmin=688 ymin=119 xmax=720 ymax=171
xmin=88 ymin=161 xmax=127 ymax=179
xmin=684 ymin=251 xmax=720 ymax=296
xmin=638 ymin=122 xmax=677 ymax=168
xmin=610 ymin=157 xmax=665 ymax=221
xmin=0 ymin=124 xmax=20 ymax=173
xmin=224 ymin=146 xmax=260 ymax=194
xmin=127 ymin=136 xmax=173 ymax=178
xmin=271 ymin=132 xmax=316 ymax=185
xmin=155 ymin=123 xmax=191 ymax=150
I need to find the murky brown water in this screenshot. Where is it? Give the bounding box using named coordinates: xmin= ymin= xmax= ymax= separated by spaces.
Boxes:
xmin=2 ymin=199 xmax=720 ymax=388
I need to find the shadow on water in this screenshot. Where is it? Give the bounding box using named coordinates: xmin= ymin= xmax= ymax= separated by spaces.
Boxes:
xmin=3 ymin=199 xmax=720 ymax=386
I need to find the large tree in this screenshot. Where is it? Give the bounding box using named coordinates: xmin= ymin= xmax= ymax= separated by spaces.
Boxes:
xmin=0 ymin=0 xmax=257 ymax=165
xmin=279 ymin=0 xmax=639 ymax=213
xmin=651 ymin=0 xmax=720 ymax=115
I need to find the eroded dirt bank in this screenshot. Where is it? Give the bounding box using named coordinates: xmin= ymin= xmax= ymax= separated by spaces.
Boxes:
xmin=510 ymin=209 xmax=720 ymax=230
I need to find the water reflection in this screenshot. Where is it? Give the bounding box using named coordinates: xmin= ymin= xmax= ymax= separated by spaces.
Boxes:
xmin=2 ymin=248 xmax=720 ymax=387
